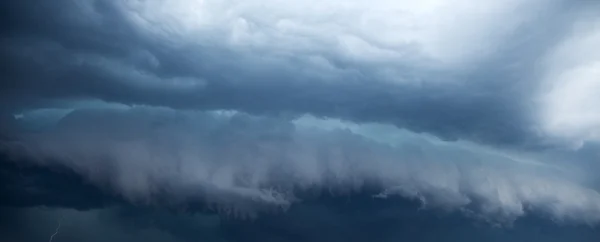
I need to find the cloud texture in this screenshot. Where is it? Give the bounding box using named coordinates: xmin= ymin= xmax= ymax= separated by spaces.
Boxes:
xmin=1 ymin=0 xmax=600 ymax=241
xmin=4 ymin=107 xmax=600 ymax=224
xmin=1 ymin=0 xmax=598 ymax=146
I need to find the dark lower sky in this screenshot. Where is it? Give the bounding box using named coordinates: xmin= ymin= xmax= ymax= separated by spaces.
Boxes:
xmin=1 ymin=157 xmax=598 ymax=242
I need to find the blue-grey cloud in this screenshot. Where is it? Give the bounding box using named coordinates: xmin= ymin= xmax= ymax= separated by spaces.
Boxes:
xmin=1 ymin=0 xmax=598 ymax=147
xmin=0 ymin=152 xmax=120 ymax=209
xmin=3 ymin=107 xmax=599 ymax=224
xmin=2 ymin=197 xmax=600 ymax=242
xmin=2 ymin=1 xmax=600 ymax=241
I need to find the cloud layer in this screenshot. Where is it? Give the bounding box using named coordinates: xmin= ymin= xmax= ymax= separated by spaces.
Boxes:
xmin=2 ymin=202 xmax=600 ymax=242
xmin=1 ymin=0 xmax=600 ymax=241
xmin=3 ymin=107 xmax=599 ymax=224
xmin=1 ymin=0 xmax=598 ymax=147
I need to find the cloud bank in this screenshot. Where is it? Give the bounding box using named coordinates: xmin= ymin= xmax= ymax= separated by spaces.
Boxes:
xmin=3 ymin=107 xmax=599 ymax=224
xmin=1 ymin=0 xmax=598 ymax=147
xmin=1 ymin=0 xmax=600 ymax=241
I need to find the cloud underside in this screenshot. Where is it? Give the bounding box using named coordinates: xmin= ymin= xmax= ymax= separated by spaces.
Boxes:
xmin=1 ymin=0 xmax=600 ymax=236
xmin=2 ymin=201 xmax=600 ymax=242
xmin=3 ymin=107 xmax=600 ymax=224
xmin=0 ymin=0 xmax=598 ymax=146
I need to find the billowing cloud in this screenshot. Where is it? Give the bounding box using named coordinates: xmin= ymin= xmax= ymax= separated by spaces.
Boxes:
xmin=1 ymin=0 xmax=597 ymax=147
xmin=3 ymin=107 xmax=599 ymax=224
xmin=537 ymin=9 xmax=600 ymax=146
xmin=1 ymin=0 xmax=600 ymax=241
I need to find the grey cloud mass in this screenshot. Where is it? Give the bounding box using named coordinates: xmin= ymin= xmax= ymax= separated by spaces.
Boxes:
xmin=1 ymin=0 xmax=597 ymax=147
xmin=4 ymin=107 xmax=600 ymax=223
xmin=1 ymin=0 xmax=600 ymax=241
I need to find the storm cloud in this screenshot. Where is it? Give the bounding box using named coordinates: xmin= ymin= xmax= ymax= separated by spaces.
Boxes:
xmin=1 ymin=0 xmax=598 ymax=146
xmin=1 ymin=0 xmax=600 ymax=241
xmin=4 ymin=107 xmax=600 ymax=222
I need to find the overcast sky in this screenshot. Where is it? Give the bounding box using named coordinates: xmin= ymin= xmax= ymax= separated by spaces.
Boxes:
xmin=1 ymin=0 xmax=599 ymax=241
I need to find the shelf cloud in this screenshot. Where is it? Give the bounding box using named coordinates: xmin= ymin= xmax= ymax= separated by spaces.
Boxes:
xmin=1 ymin=0 xmax=599 ymax=241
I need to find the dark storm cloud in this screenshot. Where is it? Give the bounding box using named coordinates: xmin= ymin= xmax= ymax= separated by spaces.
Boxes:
xmin=3 ymin=107 xmax=599 ymax=224
xmin=1 ymin=1 xmax=600 ymax=241
xmin=0 ymin=108 xmax=599 ymax=241
xmin=1 ymin=146 xmax=599 ymax=241
xmin=1 ymin=0 xmax=595 ymax=147
xmin=1 ymin=197 xmax=599 ymax=242
xmin=0 ymin=151 xmax=119 ymax=209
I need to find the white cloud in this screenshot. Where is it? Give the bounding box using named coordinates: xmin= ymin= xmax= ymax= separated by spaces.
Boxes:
xmin=538 ymin=13 xmax=600 ymax=147
xmin=120 ymin=0 xmax=552 ymax=71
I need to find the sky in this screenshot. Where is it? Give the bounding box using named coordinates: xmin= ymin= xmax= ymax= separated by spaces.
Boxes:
xmin=0 ymin=0 xmax=599 ymax=241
